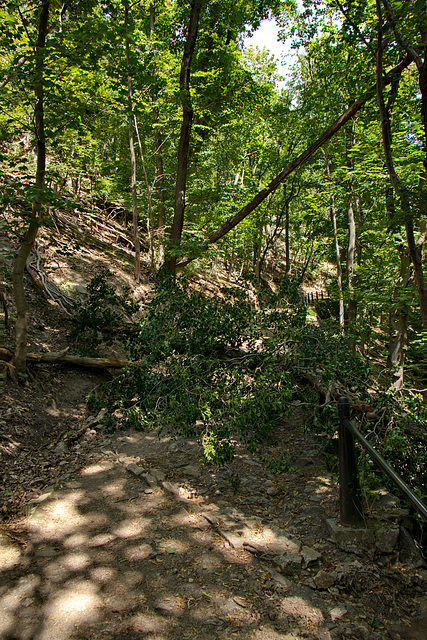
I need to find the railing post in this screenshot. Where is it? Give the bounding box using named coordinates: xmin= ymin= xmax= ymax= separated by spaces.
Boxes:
xmin=338 ymin=397 xmax=364 ymax=526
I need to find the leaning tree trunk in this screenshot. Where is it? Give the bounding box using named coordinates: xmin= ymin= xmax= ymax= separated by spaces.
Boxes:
xmin=12 ymin=0 xmax=49 ymax=378
xmin=166 ymin=0 xmax=202 ymax=275
xmin=176 ymin=54 xmax=413 ymax=269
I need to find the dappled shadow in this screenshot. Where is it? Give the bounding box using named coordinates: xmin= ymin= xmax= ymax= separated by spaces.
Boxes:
xmin=0 ymin=432 xmax=336 ymax=640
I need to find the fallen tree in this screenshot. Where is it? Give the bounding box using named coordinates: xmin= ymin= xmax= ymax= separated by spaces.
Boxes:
xmin=0 ymin=347 xmax=127 ymax=370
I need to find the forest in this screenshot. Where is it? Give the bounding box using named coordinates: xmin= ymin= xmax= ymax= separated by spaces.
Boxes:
xmin=0 ymin=0 xmax=426 ymax=507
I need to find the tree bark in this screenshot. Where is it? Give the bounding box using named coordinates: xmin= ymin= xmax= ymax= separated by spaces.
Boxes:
xmin=387 ymin=245 xmax=411 ymax=390
xmin=0 ymin=348 xmax=126 ymax=369
xmin=12 ymin=0 xmax=49 ymax=378
xmin=133 ymin=114 xmax=155 ymax=270
xmin=166 ymin=0 xmax=202 ymax=274
xmin=346 ymin=196 xmax=357 ymax=354
xmin=176 ymin=54 xmax=413 ymax=268
xmin=345 ymin=122 xmax=357 ymax=353
xmin=284 ymin=184 xmax=290 ymax=278
xmin=124 ymin=4 xmax=141 ymax=284
xmin=150 ymin=2 xmax=166 ymax=258
xmin=324 ymin=150 xmax=344 ymax=328
xmin=375 ymin=1 xmax=427 ymax=327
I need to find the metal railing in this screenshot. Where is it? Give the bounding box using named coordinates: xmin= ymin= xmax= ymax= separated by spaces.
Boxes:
xmin=338 ymin=396 xmax=427 ymax=526
xmin=302 ymin=290 xmax=328 ymax=306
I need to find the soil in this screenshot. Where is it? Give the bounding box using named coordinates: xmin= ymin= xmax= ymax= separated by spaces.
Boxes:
xmin=1 ymin=228 xmax=426 ymax=640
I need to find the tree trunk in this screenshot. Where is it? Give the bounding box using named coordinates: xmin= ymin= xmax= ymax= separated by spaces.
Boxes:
xmin=133 ymin=114 xmax=155 ymax=271
xmin=150 ymin=3 xmax=166 ymax=252
xmin=405 ymin=220 xmax=426 ymax=327
xmin=167 ymin=0 xmax=202 ymax=274
xmin=153 ymin=113 xmax=166 ymax=231
xmin=124 ymin=4 xmax=141 ymax=284
xmin=324 ymin=150 xmax=344 ymax=328
xmin=387 ymin=245 xmax=411 ymax=390
xmin=376 ymin=1 xmax=427 ymax=327
xmin=332 ymin=194 xmax=345 ymax=328
xmin=12 ymin=0 xmax=49 ymax=378
xmin=284 ymin=184 xmax=290 ymax=278
xmin=346 ymin=195 xmax=357 ymax=354
xmin=0 ymin=348 xmax=127 ymax=369
xmin=176 ymin=54 xmax=413 ymax=269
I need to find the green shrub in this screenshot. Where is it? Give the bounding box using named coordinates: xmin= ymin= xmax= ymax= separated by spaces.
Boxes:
xmin=84 ymin=274 xmax=303 ymax=463
xmin=70 ymin=269 xmax=139 ymax=356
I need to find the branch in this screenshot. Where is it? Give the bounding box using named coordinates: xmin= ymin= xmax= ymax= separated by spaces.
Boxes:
xmin=0 ymin=347 xmax=127 ymax=369
xmin=332 ymin=0 xmax=375 ymax=54
xmin=17 ymin=5 xmax=34 ymax=48
xmin=381 ymin=0 xmax=423 ymax=71
xmin=176 ymin=54 xmax=414 ymax=269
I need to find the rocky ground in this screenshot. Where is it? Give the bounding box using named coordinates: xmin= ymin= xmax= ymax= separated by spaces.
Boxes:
xmin=1 ymin=375 xmax=427 ymax=640
xmin=1 ymin=230 xmax=426 ymax=640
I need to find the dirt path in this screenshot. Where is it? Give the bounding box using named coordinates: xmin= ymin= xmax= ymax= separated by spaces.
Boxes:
xmin=1 ymin=396 xmax=426 ymax=640
xmin=1 ymin=233 xmax=426 ymax=640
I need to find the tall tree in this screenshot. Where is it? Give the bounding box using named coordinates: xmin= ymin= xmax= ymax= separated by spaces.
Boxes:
xmin=167 ymin=0 xmax=202 ymax=274
xmin=12 ymin=0 xmax=50 ymax=378
xmin=176 ymin=54 xmax=413 ymax=268
xmin=375 ymin=0 xmax=427 ymax=327
xmin=324 ymin=148 xmax=345 ymax=328
xmin=124 ymin=1 xmax=141 ymax=283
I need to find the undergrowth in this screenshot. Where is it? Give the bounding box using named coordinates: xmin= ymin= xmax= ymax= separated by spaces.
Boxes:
xmin=71 ymin=271 xmax=426 ymax=502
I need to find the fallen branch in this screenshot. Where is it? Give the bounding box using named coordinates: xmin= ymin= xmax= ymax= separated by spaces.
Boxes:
xmin=26 ymin=246 xmax=73 ymax=315
xmin=0 ymin=348 xmax=12 ymax=361
xmin=55 ymin=212 xmax=137 ymax=265
xmin=0 ymin=347 xmax=127 ymax=369
xmin=1 ymin=289 xmax=8 ymax=328
xmin=297 ymin=369 xmax=377 ymax=416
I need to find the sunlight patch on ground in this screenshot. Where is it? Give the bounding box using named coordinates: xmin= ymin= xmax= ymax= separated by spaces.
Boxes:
xmin=194 ymin=551 xmax=223 ymax=571
xmin=280 ymin=596 xmax=324 ymax=625
xmin=113 ymin=517 xmax=150 ymax=539
xmin=0 ymin=537 xmax=21 ymax=570
xmin=26 ymin=491 xmax=91 ymax=537
xmin=251 ymin=627 xmax=304 ymax=639
xmin=123 ymin=542 xmax=153 ymax=561
xmin=89 ymin=565 xmax=116 ymax=583
xmin=101 ymin=478 xmax=127 ymax=497
xmin=80 ymin=461 xmax=114 ymax=476
xmin=129 ymin=612 xmax=171 ymax=633
xmin=156 ymin=538 xmax=188 ymax=554
xmin=0 ymin=574 xmax=40 ymax=637
xmin=154 ymin=594 xmax=187 ymax=616
xmin=88 ymin=532 xmax=117 ymax=547
xmin=0 ymin=611 xmax=13 ymax=638
xmin=63 ymin=532 xmax=88 ymax=548
xmin=62 ymin=551 xmax=91 ymax=571
xmin=40 ymin=579 xmax=101 ymax=640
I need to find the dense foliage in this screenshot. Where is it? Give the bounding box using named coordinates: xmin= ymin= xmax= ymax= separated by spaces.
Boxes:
xmin=1 ymin=1 xmax=426 ymax=510
xmin=71 ymin=271 xmax=426 ymax=506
